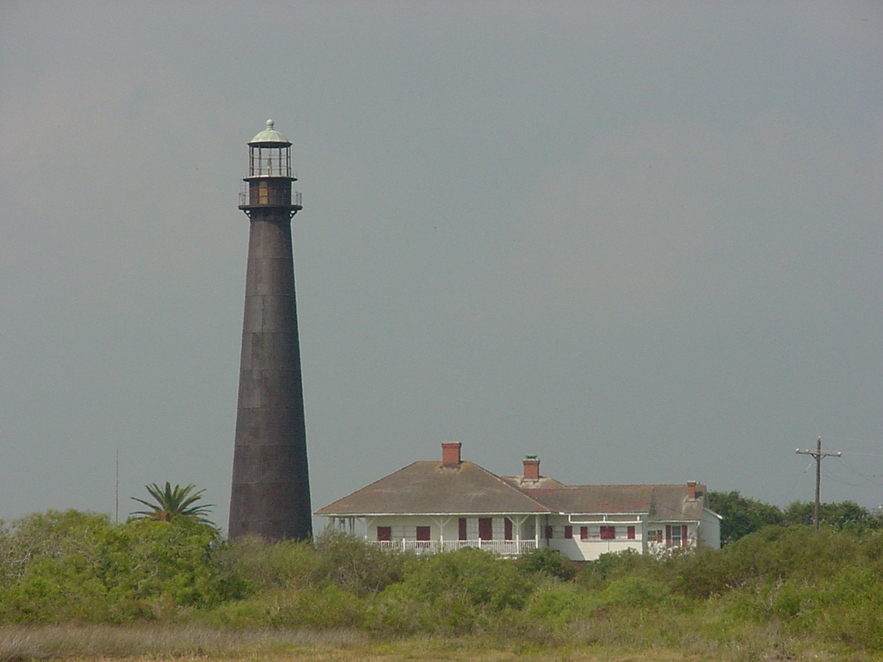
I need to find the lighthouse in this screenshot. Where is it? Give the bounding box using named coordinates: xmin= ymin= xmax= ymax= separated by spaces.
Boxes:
xmin=228 ymin=120 xmax=312 ymax=541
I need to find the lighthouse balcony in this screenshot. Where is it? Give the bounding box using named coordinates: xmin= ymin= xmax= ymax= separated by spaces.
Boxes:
xmin=239 ymin=187 xmax=302 ymax=209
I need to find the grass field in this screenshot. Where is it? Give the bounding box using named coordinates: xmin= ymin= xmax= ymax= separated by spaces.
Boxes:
xmin=0 ymin=624 xmax=877 ymax=662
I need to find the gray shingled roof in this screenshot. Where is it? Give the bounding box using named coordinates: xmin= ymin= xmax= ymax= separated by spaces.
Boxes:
xmin=515 ymin=483 xmax=709 ymax=521
xmin=316 ymin=456 xmax=711 ymax=522
xmin=315 ymin=461 xmax=550 ymax=516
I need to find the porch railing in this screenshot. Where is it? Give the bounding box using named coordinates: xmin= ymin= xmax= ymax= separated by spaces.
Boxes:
xmin=372 ymin=539 xmax=538 ymax=556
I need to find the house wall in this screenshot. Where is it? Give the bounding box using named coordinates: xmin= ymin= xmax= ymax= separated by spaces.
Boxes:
xmin=645 ymin=521 xmax=706 ymax=555
xmin=699 ymin=508 xmax=721 ymax=549
xmin=365 ymin=515 xmax=539 ymax=546
xmin=354 ymin=512 xmax=717 ymax=560
xmin=543 ymin=515 xmax=644 ymax=561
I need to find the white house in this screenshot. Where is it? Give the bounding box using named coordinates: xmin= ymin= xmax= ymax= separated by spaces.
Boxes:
xmin=316 ymin=442 xmax=721 ymax=561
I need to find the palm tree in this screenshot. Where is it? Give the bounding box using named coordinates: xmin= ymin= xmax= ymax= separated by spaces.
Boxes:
xmin=130 ymin=482 xmax=215 ymax=524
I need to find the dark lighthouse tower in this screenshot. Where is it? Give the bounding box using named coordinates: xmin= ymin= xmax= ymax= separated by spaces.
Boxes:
xmin=228 ymin=120 xmax=312 ymax=541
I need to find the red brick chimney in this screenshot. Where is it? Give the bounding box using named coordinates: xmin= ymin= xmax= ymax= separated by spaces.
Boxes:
xmin=441 ymin=442 xmax=462 ymax=466
xmin=687 ymin=481 xmax=697 ymax=500
xmin=523 ymin=455 xmax=540 ymax=480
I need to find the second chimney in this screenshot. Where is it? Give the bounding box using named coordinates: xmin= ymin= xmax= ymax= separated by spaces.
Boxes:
xmin=441 ymin=442 xmax=462 ymax=466
xmin=687 ymin=481 xmax=697 ymax=500
xmin=523 ymin=455 xmax=540 ymax=480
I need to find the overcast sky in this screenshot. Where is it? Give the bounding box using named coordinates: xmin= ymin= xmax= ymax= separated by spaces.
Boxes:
xmin=2 ymin=2 xmax=882 ymax=530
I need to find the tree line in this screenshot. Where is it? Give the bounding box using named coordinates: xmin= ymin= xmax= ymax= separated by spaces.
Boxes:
xmin=708 ymin=490 xmax=883 ymax=545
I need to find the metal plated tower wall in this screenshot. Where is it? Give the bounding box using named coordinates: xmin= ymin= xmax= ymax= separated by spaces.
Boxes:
xmin=228 ymin=120 xmax=312 ymax=540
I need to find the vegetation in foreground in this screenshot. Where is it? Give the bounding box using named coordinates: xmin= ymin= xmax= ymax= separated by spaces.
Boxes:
xmin=1 ymin=496 xmax=883 ymax=661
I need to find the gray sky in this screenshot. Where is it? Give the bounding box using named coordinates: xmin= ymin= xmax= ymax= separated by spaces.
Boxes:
xmin=2 ymin=1 xmax=882 ymax=530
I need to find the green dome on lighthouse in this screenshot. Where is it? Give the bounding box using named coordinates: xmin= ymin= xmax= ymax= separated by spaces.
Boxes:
xmin=249 ymin=119 xmax=291 ymax=146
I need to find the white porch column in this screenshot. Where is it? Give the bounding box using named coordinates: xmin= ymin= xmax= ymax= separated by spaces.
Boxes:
xmin=431 ymin=516 xmax=451 ymax=550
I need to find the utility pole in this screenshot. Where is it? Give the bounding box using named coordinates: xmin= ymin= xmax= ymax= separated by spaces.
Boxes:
xmin=115 ymin=448 xmax=119 ymax=523
xmin=796 ymin=437 xmax=841 ymax=531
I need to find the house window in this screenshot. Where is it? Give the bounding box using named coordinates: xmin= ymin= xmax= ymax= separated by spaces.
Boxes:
xmin=600 ymin=526 xmax=615 ymax=540
xmin=627 ymin=526 xmax=636 ymax=540
xmin=580 ymin=526 xmax=588 ymax=540
xmin=377 ymin=526 xmax=392 ymax=542
xmin=665 ymin=525 xmax=689 ymax=547
xmin=545 ymin=525 xmax=553 ymax=540
xmin=478 ymin=518 xmax=493 ymax=541
xmin=416 ymin=526 xmax=430 ymax=541
xmin=672 ymin=524 xmax=688 ymax=547
xmin=564 ymin=526 xmax=573 ymax=539
xmin=459 ymin=518 xmax=467 ymax=541
xmin=648 ymin=529 xmax=663 ymax=543
xmin=504 ymin=518 xmax=513 ymax=541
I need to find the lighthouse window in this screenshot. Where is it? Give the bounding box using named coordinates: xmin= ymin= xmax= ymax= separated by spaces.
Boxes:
xmin=257 ymin=181 xmax=269 ymax=204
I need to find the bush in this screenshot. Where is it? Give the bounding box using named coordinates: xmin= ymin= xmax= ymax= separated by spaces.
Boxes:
xmin=205 ymin=583 xmax=365 ymax=629
xmin=368 ymin=547 xmax=534 ymax=635
xmin=515 ymin=548 xmax=576 ymax=581
xmin=0 ymin=510 xmax=227 ymax=623
xmin=577 ymin=549 xmax=662 ymax=590
xmin=598 ymin=575 xmax=669 ymax=609
xmin=522 ymin=582 xmax=589 ymax=631
xmin=312 ymin=528 xmax=406 ymax=596
xmin=215 ymin=536 xmax=323 ymax=595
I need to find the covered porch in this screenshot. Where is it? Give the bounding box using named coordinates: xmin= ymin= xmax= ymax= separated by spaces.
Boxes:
xmin=325 ymin=514 xmax=546 ymax=557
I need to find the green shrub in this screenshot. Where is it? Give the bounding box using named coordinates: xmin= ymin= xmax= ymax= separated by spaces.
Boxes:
xmin=598 ymin=575 xmax=669 ymax=609
xmin=368 ymin=547 xmax=534 ymax=635
xmin=205 ymin=584 xmax=365 ymax=629
xmin=218 ymin=529 xmax=405 ymax=599
xmin=0 ymin=510 xmax=227 ymax=623
xmin=312 ymin=528 xmax=406 ymax=596
xmin=577 ymin=549 xmax=662 ymax=590
xmin=522 ymin=582 xmax=590 ymax=631
xmin=515 ymin=548 xmax=576 ymax=581
xmin=215 ymin=536 xmax=323 ymax=595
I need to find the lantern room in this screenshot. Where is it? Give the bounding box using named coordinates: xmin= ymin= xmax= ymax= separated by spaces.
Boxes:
xmin=247 ymin=119 xmax=294 ymax=178
xmin=239 ymin=120 xmax=302 ymax=216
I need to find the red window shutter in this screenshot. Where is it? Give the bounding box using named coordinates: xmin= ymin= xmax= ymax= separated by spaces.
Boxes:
xmin=504 ymin=518 xmax=513 ymax=541
xmin=377 ymin=526 xmax=392 ymax=542
xmin=580 ymin=526 xmax=588 ymax=540
xmin=416 ymin=526 xmax=430 ymax=541
xmin=665 ymin=525 xmax=672 ymax=547
xmin=682 ymin=525 xmax=689 ymax=547
xmin=564 ymin=526 xmax=573 ymax=539
xmin=478 ymin=517 xmax=493 ymax=541
xmin=459 ymin=518 xmax=467 ymax=541
xmin=545 ymin=525 xmax=553 ymax=540
xmin=627 ymin=526 xmax=635 ymax=540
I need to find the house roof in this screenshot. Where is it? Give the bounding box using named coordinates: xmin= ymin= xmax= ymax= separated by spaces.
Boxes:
xmin=516 ymin=483 xmax=709 ymax=522
xmin=315 ymin=460 xmax=550 ymax=516
xmin=315 ymin=445 xmax=713 ymax=522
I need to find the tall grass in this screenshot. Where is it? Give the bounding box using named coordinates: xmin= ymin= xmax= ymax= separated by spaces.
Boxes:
xmin=0 ymin=624 xmax=366 ymax=660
